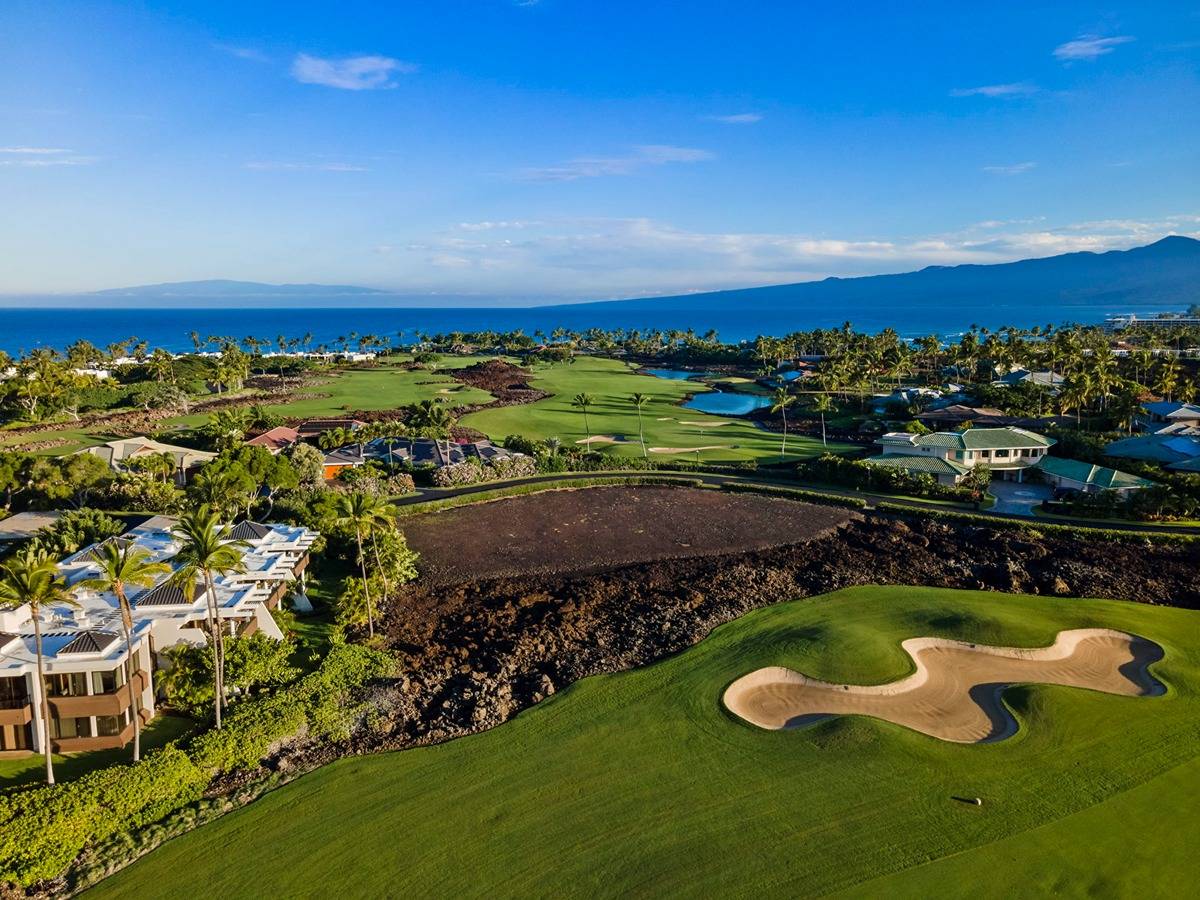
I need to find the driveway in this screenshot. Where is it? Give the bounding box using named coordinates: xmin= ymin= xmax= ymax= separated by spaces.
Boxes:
xmin=989 ymin=479 xmax=1053 ymax=517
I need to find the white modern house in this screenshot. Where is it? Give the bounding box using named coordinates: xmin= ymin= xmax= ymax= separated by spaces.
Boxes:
xmin=865 ymin=427 xmax=1056 ymax=485
xmin=0 ymin=516 xmax=317 ymax=756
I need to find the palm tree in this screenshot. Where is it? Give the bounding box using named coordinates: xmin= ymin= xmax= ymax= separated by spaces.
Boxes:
xmin=171 ymin=507 xmax=248 ymax=729
xmin=334 ymin=492 xmax=386 ymax=638
xmin=79 ymin=542 xmax=169 ymax=761
xmin=630 ymin=393 xmax=650 ymax=458
xmin=0 ymin=550 xmax=79 ymax=784
xmin=770 ymin=388 xmax=795 ymax=460
xmin=572 ymin=392 xmax=595 ymax=443
xmin=811 ymin=393 xmax=835 ymax=447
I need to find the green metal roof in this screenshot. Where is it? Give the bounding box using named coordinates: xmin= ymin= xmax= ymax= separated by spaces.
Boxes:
xmin=910 ymin=427 xmax=1055 ymax=451
xmin=1037 ymin=456 xmax=1154 ymax=490
xmin=863 ymin=454 xmax=970 ymax=476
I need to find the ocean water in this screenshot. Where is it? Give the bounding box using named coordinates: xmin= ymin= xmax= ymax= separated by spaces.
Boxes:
xmin=0 ymin=294 xmax=1170 ymax=356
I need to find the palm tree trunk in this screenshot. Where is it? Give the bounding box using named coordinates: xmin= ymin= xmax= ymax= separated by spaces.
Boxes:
xmin=371 ymin=537 xmax=391 ymax=603
xmin=356 ymin=528 xmax=375 ymax=638
xmin=117 ymin=591 xmax=141 ymax=761
xmin=637 ymin=409 xmax=646 ymax=458
xmin=204 ymin=570 xmax=223 ymax=729
xmin=820 ymin=412 xmax=827 ymax=447
xmin=780 ymin=408 xmax=788 ymax=459
xmin=31 ymin=611 xmax=55 ymax=785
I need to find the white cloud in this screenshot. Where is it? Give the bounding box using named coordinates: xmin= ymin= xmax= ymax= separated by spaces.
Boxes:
xmin=950 ymin=82 xmax=1039 ymax=98
xmin=519 ymin=145 xmax=713 ymax=181
xmin=215 ymin=43 xmax=269 ymax=62
xmin=389 ymin=215 xmax=1199 ymax=296
xmin=457 ymin=220 xmax=543 ymax=231
xmin=290 ymin=54 xmax=416 ymax=90
xmin=0 ymin=147 xmax=94 ymax=167
xmin=245 ymin=161 xmax=368 ymax=172
xmin=1053 ymin=34 xmax=1134 ymax=61
xmin=982 ymin=161 xmax=1037 ymax=176
xmin=703 ymin=113 xmax=763 ymax=124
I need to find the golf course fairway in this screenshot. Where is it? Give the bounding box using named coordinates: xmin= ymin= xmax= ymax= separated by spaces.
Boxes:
xmin=88 ymin=587 xmax=1200 ymax=898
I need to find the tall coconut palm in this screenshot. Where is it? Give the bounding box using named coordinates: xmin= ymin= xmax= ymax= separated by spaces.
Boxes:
xmin=572 ymin=393 xmax=595 ymax=443
xmin=334 ymin=492 xmax=387 ymax=638
xmin=79 ymin=542 xmax=169 ymax=761
xmin=770 ymin=388 xmax=795 ymax=460
xmin=811 ymin=393 xmax=835 ymax=447
xmin=630 ymin=393 xmax=650 ymax=458
xmin=0 ymin=550 xmax=79 ymax=784
xmin=171 ymin=506 xmax=247 ymax=729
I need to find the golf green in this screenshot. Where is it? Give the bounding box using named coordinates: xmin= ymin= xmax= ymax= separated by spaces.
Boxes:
xmin=88 ymin=587 xmax=1199 ymax=898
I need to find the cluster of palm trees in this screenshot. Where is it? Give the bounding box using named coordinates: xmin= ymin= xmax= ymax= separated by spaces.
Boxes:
xmin=331 ymin=492 xmax=398 ymax=638
xmin=0 ymin=506 xmax=245 ymax=784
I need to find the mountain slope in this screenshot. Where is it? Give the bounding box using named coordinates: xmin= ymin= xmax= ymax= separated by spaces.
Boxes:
xmin=566 ymin=236 xmax=1200 ymax=314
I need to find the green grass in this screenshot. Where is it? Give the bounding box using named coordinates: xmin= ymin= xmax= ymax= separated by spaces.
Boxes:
xmin=463 ymin=356 xmax=852 ymax=462
xmin=88 ymin=587 xmax=1200 ymax=898
xmin=0 ymin=714 xmax=197 ymax=790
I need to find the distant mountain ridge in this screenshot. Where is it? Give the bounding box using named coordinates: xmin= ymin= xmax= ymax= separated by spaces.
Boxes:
xmin=92 ymin=279 xmax=387 ymax=297
xmin=567 ymin=235 xmax=1200 ymax=316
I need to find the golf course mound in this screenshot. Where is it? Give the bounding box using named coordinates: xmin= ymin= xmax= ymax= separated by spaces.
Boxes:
xmin=725 ymin=629 xmax=1165 ymax=742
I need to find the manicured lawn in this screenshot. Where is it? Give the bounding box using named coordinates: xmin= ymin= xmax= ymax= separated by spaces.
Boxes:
xmin=89 ymin=587 xmax=1199 ymax=898
xmin=0 ymin=714 xmax=196 ymax=790
xmin=463 ymin=356 xmax=851 ymax=462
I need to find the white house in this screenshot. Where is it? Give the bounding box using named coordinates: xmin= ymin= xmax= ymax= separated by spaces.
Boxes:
xmin=865 ymin=426 xmax=1056 ymax=485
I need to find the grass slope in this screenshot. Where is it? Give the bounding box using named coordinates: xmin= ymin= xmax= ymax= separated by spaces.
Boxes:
xmin=90 ymin=587 xmax=1199 ymax=899
xmin=463 ymin=356 xmax=846 ymax=462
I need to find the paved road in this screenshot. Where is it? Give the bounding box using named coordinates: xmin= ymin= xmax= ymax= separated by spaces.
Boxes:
xmin=392 ymin=470 xmax=1198 ymax=537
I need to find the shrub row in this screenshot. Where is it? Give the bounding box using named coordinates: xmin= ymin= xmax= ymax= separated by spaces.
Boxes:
xmin=718 ymin=481 xmax=869 ymax=510
xmin=0 ymin=643 xmax=396 ymax=888
xmin=874 ymin=502 xmax=1198 ymax=545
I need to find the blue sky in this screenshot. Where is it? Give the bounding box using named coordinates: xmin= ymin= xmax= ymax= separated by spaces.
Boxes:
xmin=1 ymin=1 xmax=1197 ymax=300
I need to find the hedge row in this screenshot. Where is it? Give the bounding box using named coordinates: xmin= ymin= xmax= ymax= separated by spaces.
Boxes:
xmin=718 ymin=481 xmax=869 ymax=510
xmin=0 ymin=643 xmax=396 ymax=888
xmin=394 ymin=475 xmax=706 ymax=516
xmin=874 ymin=502 xmax=1198 ymax=545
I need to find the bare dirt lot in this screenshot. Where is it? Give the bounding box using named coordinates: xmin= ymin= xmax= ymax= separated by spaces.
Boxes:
xmin=401 ymin=486 xmax=856 ymax=583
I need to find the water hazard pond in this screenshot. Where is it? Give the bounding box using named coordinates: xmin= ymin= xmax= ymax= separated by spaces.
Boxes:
xmin=642 ymin=367 xmax=772 ymax=416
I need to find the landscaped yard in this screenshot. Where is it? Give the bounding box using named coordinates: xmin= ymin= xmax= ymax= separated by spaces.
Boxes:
xmin=88 ymin=586 xmax=1200 ymax=898
xmin=0 ymin=714 xmax=196 ymax=790
xmin=463 ymin=356 xmax=849 ymax=462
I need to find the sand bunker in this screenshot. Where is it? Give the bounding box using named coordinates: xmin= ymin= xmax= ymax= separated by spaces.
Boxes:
xmin=723 ymin=629 xmax=1164 ymax=743
xmin=575 ymin=435 xmax=628 ymax=445
xmin=678 ymin=420 xmax=733 ymax=427
xmin=649 ymin=445 xmax=731 ymax=454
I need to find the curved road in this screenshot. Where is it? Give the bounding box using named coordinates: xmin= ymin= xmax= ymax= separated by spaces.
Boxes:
xmin=392 ymin=470 xmax=1199 ymax=537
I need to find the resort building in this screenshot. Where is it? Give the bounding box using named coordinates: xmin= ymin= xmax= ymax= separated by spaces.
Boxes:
xmin=0 ymin=516 xmax=317 ymax=756
xmin=1138 ymin=401 xmax=1200 ymax=436
xmin=296 ymin=418 xmax=367 ymax=440
xmin=245 ymin=425 xmax=301 ymax=454
xmin=866 ymin=427 xmax=1056 ymax=485
xmin=80 ymin=436 xmax=216 ymax=484
xmin=1036 ymin=457 xmax=1154 ymax=495
xmin=1104 ymin=434 xmax=1200 ymax=467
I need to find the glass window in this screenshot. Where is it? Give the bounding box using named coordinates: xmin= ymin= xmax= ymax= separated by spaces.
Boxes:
xmin=45 ymin=672 xmax=89 ymax=697
xmin=91 ymin=667 xmax=124 ymax=695
xmin=50 ymin=716 xmax=93 ymax=739
xmin=96 ymin=715 xmax=125 ymax=737
xmin=0 ymin=676 xmax=28 ymax=709
xmin=995 ymin=449 xmax=1010 ymax=458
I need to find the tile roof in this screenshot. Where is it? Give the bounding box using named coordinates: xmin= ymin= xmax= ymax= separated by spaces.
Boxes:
xmin=134 ymin=579 xmax=202 ymax=607
xmin=1105 ymin=434 xmax=1200 ymax=463
xmin=863 ymin=454 xmax=970 ymax=476
xmin=58 ymin=630 xmax=120 ymax=655
xmin=1037 ymin=456 xmax=1154 ymax=490
xmin=245 ymin=426 xmax=300 ymax=452
xmin=228 ymin=521 xmax=273 ymax=542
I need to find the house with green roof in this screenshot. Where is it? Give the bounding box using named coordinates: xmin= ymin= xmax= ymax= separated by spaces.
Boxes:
xmin=865 ymin=427 xmax=1055 ymax=485
xmin=1036 ymin=456 xmax=1155 ymax=495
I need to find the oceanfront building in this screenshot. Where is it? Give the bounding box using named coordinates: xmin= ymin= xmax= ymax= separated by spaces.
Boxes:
xmin=0 ymin=516 xmax=316 ymax=755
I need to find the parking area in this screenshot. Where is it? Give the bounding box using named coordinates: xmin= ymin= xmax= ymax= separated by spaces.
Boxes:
xmin=989 ymin=479 xmax=1054 ymax=516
